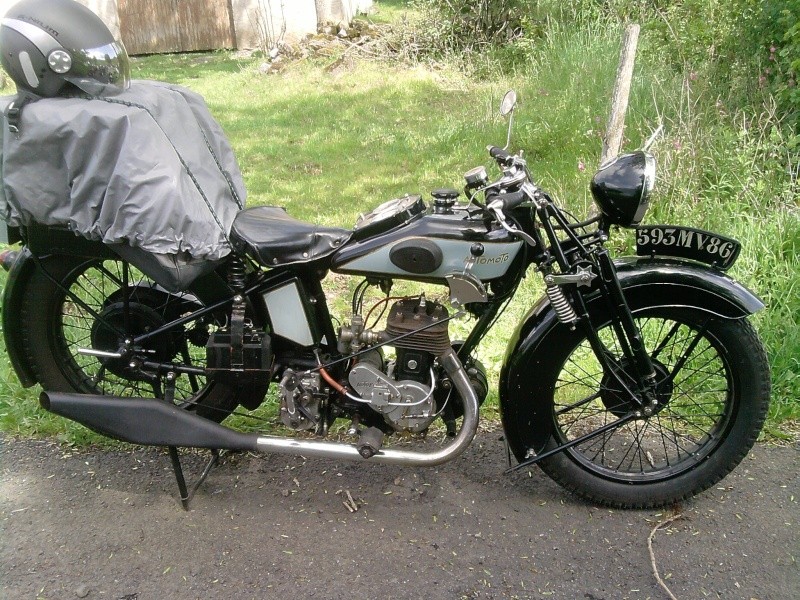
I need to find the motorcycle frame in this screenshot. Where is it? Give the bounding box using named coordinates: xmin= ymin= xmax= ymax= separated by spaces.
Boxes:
xmin=8 ymin=199 xmax=661 ymax=421
xmin=2 ymin=198 xmax=766 ymax=496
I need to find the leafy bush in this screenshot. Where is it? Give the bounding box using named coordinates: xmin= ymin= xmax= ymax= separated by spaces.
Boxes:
xmin=748 ymin=0 xmax=800 ymax=137
xmin=588 ymin=1 xmax=798 ymax=136
xmin=648 ymin=0 xmax=799 ymax=139
xmin=387 ymin=0 xmax=563 ymax=71
xmin=406 ymin=0 xmax=527 ymax=55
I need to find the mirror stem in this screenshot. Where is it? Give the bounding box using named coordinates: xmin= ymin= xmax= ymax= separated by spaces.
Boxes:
xmin=504 ymin=110 xmax=515 ymax=151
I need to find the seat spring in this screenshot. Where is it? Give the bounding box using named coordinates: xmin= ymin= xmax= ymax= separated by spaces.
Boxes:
xmin=227 ymin=257 xmax=247 ymax=291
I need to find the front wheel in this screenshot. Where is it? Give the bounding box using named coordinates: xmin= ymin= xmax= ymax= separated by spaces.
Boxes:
xmin=532 ymin=306 xmax=770 ymax=508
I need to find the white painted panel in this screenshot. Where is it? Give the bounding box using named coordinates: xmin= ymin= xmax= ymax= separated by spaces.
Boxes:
xmin=263 ymin=281 xmax=315 ymax=347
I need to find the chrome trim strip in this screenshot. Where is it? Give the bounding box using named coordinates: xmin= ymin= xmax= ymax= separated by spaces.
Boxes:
xmin=2 ymin=18 xmax=63 ymax=58
xmin=18 ymin=51 xmax=39 ymax=87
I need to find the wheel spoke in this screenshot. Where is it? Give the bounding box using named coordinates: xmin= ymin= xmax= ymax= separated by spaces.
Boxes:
xmin=548 ymin=310 xmax=738 ymax=483
xmin=53 ymin=259 xmax=214 ymax=405
xmin=650 ymin=319 xmax=681 ymax=360
xmin=555 ymin=391 xmax=602 ymax=415
xmin=663 ymin=320 xmax=710 ymax=386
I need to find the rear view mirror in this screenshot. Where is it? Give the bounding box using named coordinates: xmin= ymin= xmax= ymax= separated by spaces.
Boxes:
xmin=500 ymin=90 xmax=517 ymax=116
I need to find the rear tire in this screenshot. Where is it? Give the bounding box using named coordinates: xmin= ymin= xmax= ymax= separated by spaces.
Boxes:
xmin=533 ymin=306 xmax=770 ymax=508
xmin=19 ymin=256 xmax=239 ymax=422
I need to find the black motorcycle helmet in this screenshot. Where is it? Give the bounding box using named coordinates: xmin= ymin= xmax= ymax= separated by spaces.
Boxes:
xmin=0 ymin=0 xmax=130 ymax=97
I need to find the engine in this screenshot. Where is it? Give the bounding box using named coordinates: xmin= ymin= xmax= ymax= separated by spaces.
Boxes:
xmin=340 ymin=296 xmax=451 ymax=433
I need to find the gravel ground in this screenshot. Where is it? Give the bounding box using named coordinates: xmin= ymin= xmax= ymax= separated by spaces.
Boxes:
xmin=1 ymin=434 xmax=797 ymax=600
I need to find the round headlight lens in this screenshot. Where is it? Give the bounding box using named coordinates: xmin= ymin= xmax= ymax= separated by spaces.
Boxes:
xmin=642 ymin=152 xmax=656 ymax=202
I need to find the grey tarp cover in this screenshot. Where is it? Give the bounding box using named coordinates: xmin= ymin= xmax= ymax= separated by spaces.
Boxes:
xmin=0 ymin=80 xmax=245 ymax=264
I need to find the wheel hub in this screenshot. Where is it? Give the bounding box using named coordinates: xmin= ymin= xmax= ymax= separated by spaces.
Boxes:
xmin=600 ymin=359 xmax=674 ymax=418
xmin=90 ymin=301 xmax=177 ymax=379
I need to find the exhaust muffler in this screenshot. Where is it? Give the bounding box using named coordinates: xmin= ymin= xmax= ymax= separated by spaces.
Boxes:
xmin=40 ymin=392 xmax=261 ymax=450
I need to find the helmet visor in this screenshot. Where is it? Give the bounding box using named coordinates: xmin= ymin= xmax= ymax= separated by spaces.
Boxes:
xmin=65 ymin=41 xmax=131 ymax=96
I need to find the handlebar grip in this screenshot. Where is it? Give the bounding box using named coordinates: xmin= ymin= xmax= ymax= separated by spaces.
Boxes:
xmin=496 ymin=190 xmax=527 ymax=210
xmin=488 ymin=146 xmax=512 ymax=163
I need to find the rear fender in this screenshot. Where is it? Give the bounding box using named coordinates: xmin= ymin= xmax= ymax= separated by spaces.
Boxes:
xmin=498 ymin=257 xmax=765 ymax=461
xmin=3 ymin=231 xmax=123 ymax=387
xmin=2 ymin=247 xmax=40 ymax=386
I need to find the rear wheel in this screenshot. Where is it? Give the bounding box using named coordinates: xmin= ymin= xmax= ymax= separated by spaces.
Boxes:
xmin=534 ymin=306 xmax=770 ymax=508
xmin=20 ymin=256 xmax=239 ymax=422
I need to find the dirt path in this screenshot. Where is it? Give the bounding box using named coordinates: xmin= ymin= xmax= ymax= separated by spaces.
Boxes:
xmin=1 ymin=434 xmax=797 ymax=600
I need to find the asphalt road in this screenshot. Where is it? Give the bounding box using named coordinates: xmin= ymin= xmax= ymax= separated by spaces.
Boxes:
xmin=1 ymin=434 xmax=797 ymax=600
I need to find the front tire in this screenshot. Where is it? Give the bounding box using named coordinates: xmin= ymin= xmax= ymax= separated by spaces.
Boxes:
xmin=532 ymin=306 xmax=770 ymax=508
xmin=19 ymin=256 xmax=239 ymax=422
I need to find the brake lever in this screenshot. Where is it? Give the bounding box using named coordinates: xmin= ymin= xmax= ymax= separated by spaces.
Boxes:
xmin=487 ymin=200 xmax=538 ymax=248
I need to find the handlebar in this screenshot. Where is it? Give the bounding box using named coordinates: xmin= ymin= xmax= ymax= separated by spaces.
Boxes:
xmin=486 ymin=189 xmax=539 ymax=248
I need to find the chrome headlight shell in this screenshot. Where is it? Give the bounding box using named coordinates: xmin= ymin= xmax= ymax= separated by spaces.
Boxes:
xmin=590 ymin=150 xmax=656 ymax=227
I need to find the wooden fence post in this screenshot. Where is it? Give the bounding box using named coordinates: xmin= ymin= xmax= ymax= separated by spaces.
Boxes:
xmin=601 ymin=23 xmax=640 ymax=165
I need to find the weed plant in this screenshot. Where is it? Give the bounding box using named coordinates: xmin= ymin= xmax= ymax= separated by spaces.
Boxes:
xmin=0 ymin=1 xmax=796 ymax=444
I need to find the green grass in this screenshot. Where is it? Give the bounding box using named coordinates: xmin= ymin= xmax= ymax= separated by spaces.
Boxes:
xmin=365 ymin=0 xmax=417 ymax=24
xmin=0 ymin=9 xmax=796 ymax=443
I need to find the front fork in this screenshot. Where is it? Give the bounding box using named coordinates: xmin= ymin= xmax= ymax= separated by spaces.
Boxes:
xmin=571 ymin=249 xmax=659 ymax=413
xmin=536 ymin=204 xmax=658 ymax=414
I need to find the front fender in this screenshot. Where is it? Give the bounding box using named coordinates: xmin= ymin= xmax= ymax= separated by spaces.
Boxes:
xmin=503 ymin=257 xmax=764 ymax=376
xmin=498 ymin=257 xmax=765 ymax=461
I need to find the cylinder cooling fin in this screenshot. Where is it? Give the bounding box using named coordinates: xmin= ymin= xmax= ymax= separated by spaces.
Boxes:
xmin=384 ymin=297 xmax=450 ymax=354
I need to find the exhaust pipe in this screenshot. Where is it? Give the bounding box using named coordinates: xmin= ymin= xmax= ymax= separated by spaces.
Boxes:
xmin=255 ymin=348 xmax=479 ymax=467
xmin=39 ymin=348 xmax=480 ymax=467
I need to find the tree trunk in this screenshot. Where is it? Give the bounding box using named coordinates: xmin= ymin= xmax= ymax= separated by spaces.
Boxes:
xmin=316 ymin=0 xmax=345 ymax=25
xmin=601 ymin=23 xmax=640 ymax=165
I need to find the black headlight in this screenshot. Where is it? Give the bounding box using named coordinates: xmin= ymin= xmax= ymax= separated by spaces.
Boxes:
xmin=590 ymin=151 xmax=655 ymax=227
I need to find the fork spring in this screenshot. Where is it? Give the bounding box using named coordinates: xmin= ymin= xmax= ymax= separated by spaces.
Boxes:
xmin=546 ymin=285 xmax=578 ymax=325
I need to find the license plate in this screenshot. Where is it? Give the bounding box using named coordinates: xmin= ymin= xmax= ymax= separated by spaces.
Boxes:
xmin=635 ymin=225 xmax=741 ymax=270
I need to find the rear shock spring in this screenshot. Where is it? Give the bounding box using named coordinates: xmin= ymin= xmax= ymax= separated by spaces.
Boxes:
xmin=227 ymin=257 xmax=247 ymax=291
xmin=545 ymin=285 xmax=578 ymax=325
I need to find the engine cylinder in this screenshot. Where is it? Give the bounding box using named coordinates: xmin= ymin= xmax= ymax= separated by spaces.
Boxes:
xmin=384 ymin=297 xmax=450 ymax=354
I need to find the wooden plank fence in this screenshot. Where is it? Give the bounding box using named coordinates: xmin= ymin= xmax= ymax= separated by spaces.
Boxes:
xmin=118 ymin=0 xmax=236 ymax=55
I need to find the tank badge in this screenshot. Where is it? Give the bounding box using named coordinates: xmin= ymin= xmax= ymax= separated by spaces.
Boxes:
xmin=466 ymin=253 xmax=510 ymax=266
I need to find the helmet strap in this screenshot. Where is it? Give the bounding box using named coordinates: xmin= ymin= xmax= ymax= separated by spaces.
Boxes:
xmin=5 ymin=91 xmax=41 ymax=135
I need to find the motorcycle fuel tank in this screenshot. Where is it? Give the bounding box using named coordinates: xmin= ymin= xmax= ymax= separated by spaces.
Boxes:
xmin=331 ymin=205 xmax=523 ymax=283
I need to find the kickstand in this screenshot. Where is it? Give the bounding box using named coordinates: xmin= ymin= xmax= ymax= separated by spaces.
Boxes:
xmin=162 ymin=371 xmax=221 ymax=510
xmin=168 ymin=446 xmax=222 ymax=510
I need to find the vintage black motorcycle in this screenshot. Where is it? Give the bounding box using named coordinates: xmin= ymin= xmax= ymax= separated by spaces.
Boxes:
xmin=1 ymin=95 xmax=772 ymax=509
xmin=0 ymin=1 xmax=770 ymax=510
